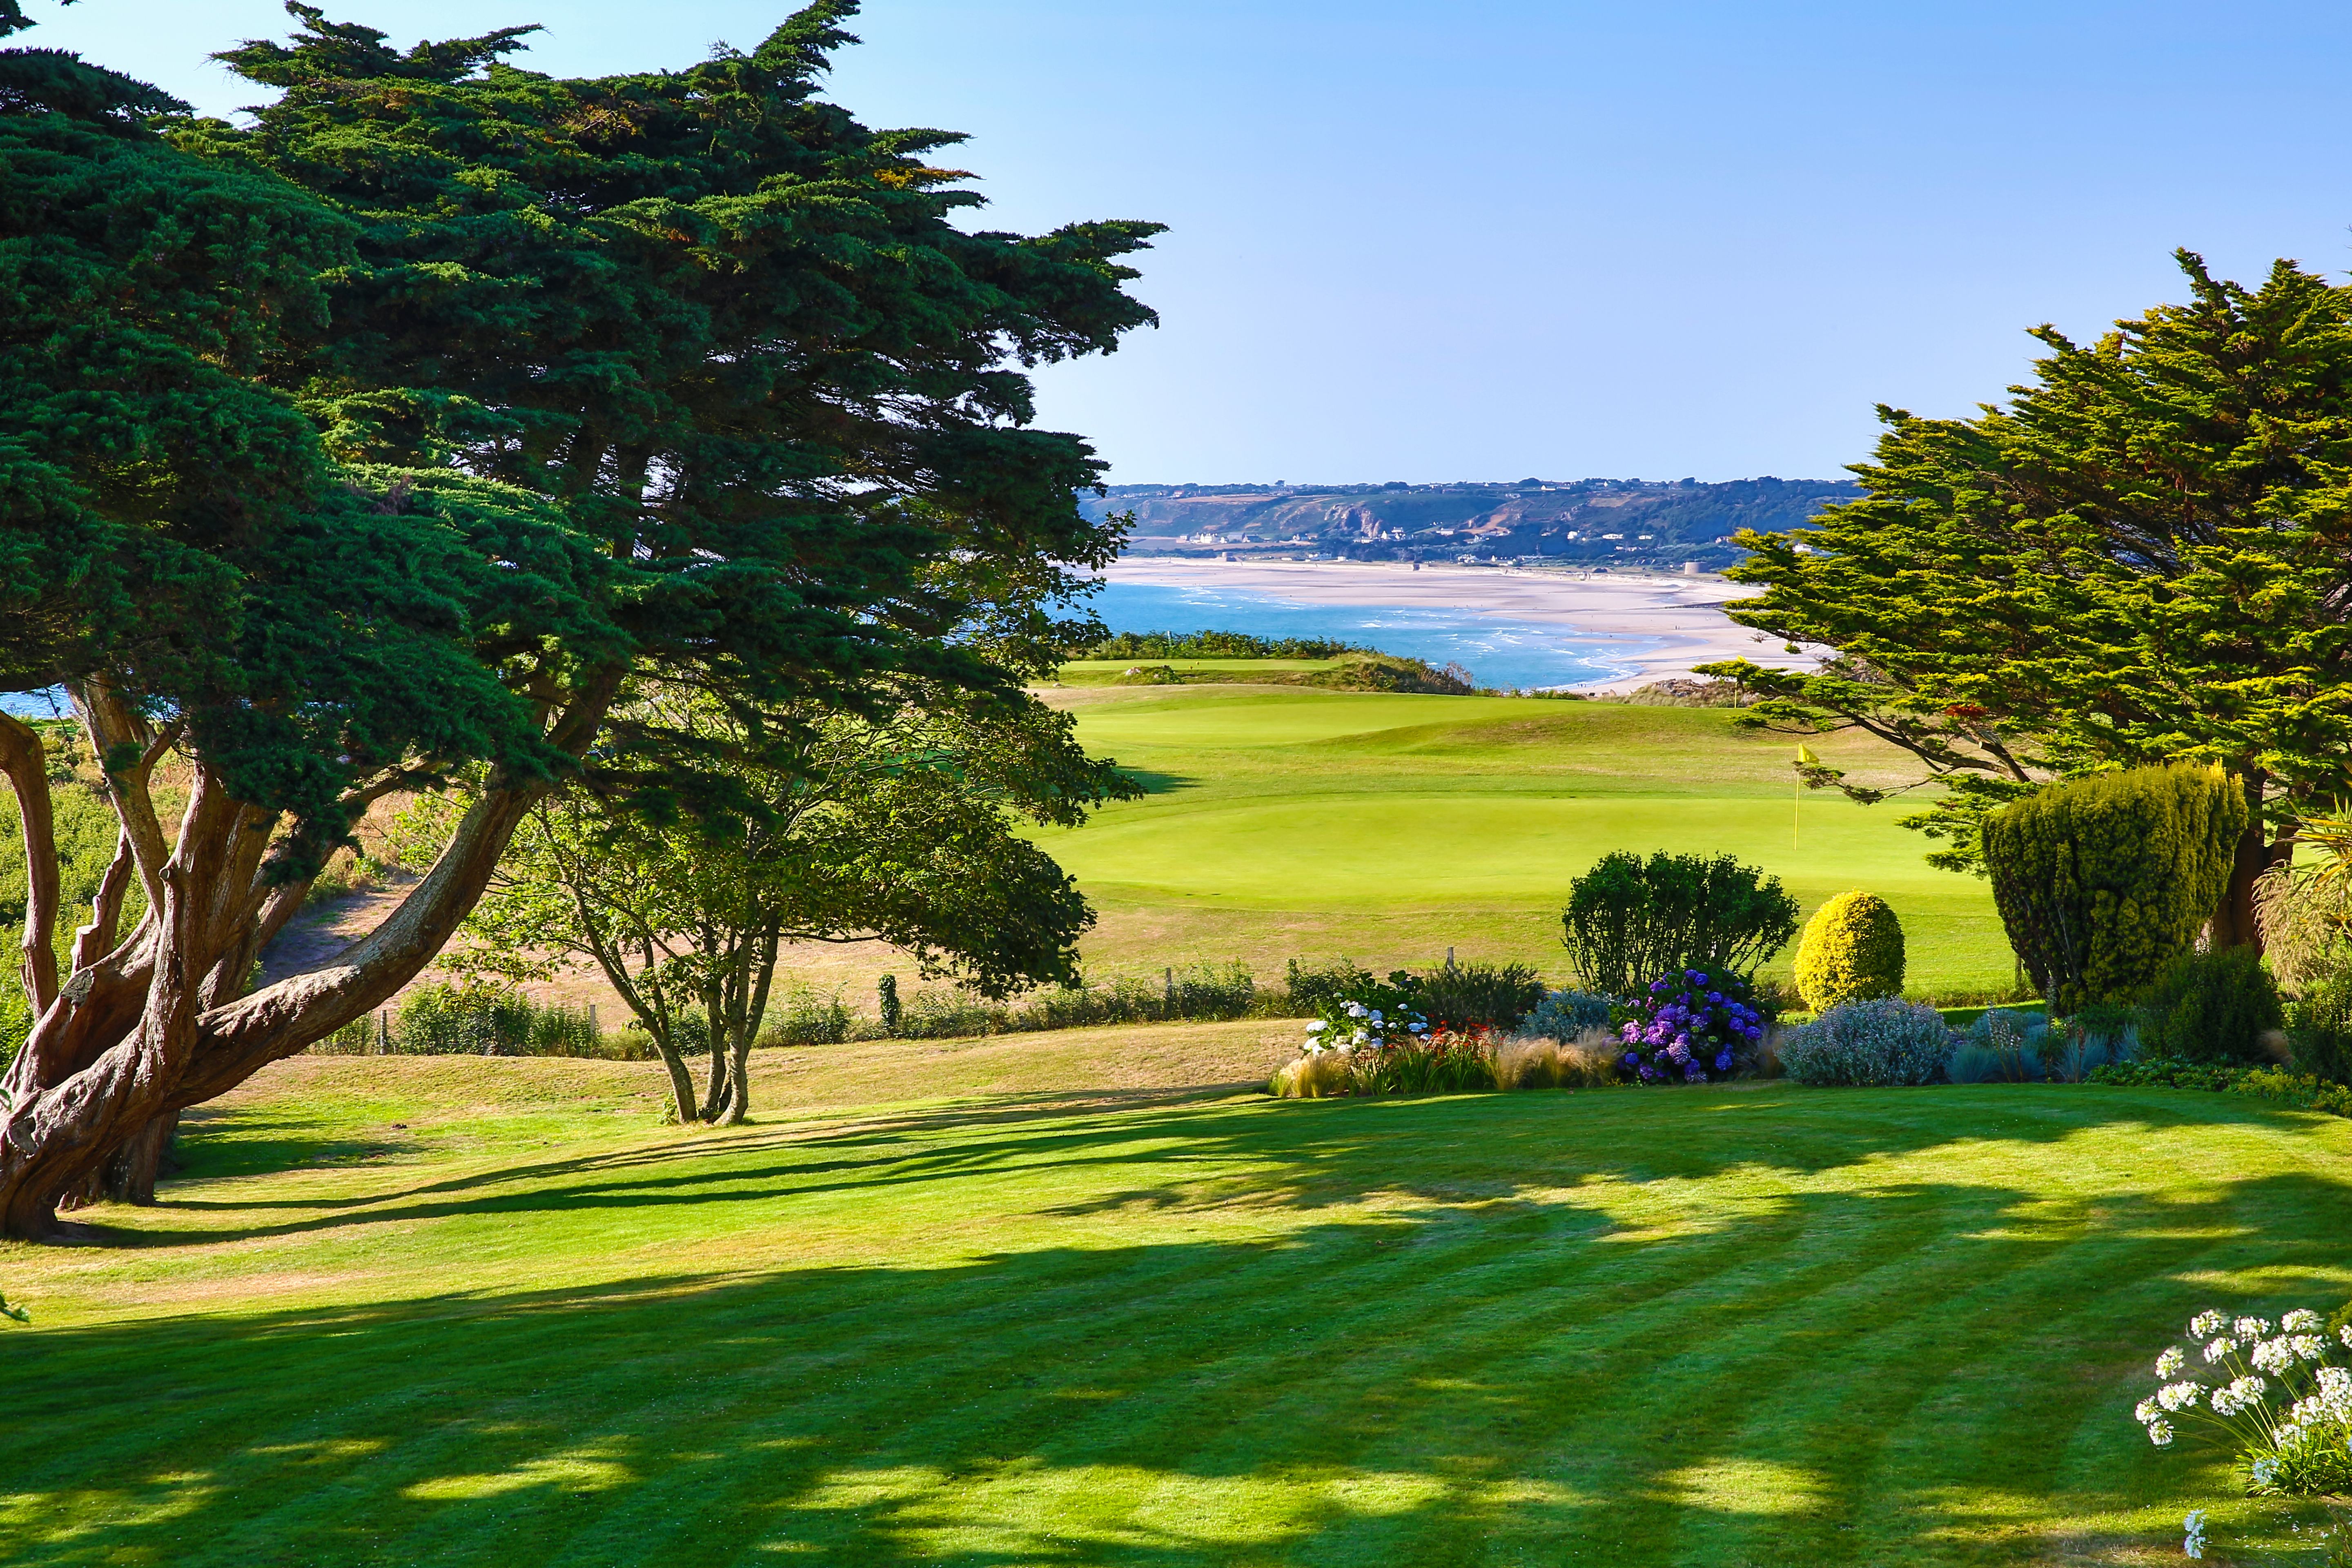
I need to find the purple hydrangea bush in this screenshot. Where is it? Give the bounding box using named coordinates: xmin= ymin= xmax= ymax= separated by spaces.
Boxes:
xmin=1617 ymin=967 xmax=1765 ymax=1083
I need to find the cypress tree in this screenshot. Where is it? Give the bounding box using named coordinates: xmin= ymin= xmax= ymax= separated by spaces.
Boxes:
xmin=1981 ymin=766 xmax=2247 ymax=1012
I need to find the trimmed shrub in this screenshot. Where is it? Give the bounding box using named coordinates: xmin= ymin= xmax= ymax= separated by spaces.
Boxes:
xmin=2287 ymin=971 xmax=2352 ymax=1085
xmin=1792 ymin=890 xmax=1905 ymax=1011
xmin=1560 ymin=850 xmax=1798 ymax=997
xmin=1517 ymin=990 xmax=1614 ymax=1038
xmin=1777 ymin=997 xmax=1953 ymax=1086
xmin=2140 ymin=947 xmax=2283 ymax=1064
xmin=1982 ymin=765 xmax=2246 ymax=1011
xmin=1410 ymin=960 xmax=1545 ymax=1031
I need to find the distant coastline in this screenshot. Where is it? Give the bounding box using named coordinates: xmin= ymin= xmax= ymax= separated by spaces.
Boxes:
xmin=1092 ymin=557 xmax=1818 ymax=693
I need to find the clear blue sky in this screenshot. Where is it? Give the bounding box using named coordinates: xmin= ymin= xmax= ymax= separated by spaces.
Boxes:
xmin=21 ymin=0 xmax=2352 ymax=483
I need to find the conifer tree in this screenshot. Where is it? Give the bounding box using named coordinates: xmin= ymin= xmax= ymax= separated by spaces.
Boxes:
xmin=1702 ymin=254 xmax=2352 ymax=948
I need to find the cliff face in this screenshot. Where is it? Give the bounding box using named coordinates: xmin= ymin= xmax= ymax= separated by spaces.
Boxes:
xmin=1079 ymin=477 xmax=1861 ymax=567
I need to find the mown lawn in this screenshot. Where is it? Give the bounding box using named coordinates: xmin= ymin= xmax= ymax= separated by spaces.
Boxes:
xmin=1036 ymin=687 xmax=2014 ymax=996
xmin=5 ymin=1027 xmax=2348 ymax=1566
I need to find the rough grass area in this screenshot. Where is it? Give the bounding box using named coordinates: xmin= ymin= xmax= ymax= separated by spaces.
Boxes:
xmin=6 ymin=1029 xmax=2348 ymax=1565
xmin=1033 ymin=686 xmax=2013 ymax=995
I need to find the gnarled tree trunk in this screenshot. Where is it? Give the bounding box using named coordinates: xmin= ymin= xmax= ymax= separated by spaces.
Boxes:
xmin=0 ymin=672 xmax=617 ymax=1240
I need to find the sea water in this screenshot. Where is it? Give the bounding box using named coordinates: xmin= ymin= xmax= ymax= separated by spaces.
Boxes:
xmin=1087 ymin=579 xmax=1642 ymax=690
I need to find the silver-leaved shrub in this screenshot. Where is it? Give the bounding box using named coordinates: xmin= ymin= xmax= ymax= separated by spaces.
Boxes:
xmin=1777 ymin=997 xmax=1953 ymax=1086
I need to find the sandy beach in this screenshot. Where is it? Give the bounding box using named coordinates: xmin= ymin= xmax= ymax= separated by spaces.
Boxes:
xmin=1096 ymin=557 xmax=1820 ymax=692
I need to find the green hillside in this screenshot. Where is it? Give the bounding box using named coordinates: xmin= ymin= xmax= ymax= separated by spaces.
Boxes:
xmin=1042 ymin=685 xmax=2017 ymax=998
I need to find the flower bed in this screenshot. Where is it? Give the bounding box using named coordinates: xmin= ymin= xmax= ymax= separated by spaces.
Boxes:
xmin=1614 ymin=967 xmax=1765 ymax=1083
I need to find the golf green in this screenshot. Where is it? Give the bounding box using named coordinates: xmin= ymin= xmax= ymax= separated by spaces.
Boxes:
xmin=1038 ymin=685 xmax=2016 ymax=996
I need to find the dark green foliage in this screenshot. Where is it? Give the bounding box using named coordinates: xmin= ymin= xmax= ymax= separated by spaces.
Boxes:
xmin=876 ymin=975 xmax=902 ymax=1037
xmin=2139 ymin=949 xmax=2283 ymax=1065
xmin=891 ymin=963 xmax=1258 ymax=1040
xmin=1405 ymin=961 xmax=1546 ymax=1031
xmin=389 ymin=985 xmax=603 ymax=1057
xmin=1560 ymin=850 xmax=1800 ymax=996
xmin=1283 ymin=958 xmax=1374 ymax=1013
xmin=759 ymin=989 xmax=855 ymax=1048
xmin=1701 ymin=256 xmax=2352 ymax=923
xmin=1982 ymin=767 xmax=2247 ymax=1012
xmin=1342 ymin=1037 xmax=1497 ymax=1096
xmin=2288 ymin=974 xmax=2352 ymax=1085
xmin=1081 ymin=630 xmax=1368 ymax=660
xmin=2088 ymin=1055 xmax=2249 ymax=1091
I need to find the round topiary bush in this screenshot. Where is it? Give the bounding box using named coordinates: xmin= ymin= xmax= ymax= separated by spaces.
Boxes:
xmin=1793 ymin=890 xmax=1906 ymax=1012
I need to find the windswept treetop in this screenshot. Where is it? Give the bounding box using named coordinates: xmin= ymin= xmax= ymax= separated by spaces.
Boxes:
xmin=1700 ymin=253 xmax=2352 ymax=945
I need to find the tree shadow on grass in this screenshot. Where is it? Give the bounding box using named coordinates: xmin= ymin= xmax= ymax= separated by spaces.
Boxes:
xmin=7 ymin=1168 xmax=2349 ymax=1566
xmin=114 ymin=1084 xmax=2323 ymax=1254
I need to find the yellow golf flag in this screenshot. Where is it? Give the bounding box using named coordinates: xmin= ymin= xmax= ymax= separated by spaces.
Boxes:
xmin=1793 ymin=744 xmax=1817 ymax=846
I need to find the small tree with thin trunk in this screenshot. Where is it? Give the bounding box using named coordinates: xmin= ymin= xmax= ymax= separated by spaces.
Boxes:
xmin=434 ymin=684 xmax=1132 ymax=1125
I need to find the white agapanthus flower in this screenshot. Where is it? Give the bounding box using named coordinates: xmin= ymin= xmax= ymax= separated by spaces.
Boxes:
xmin=2136 ymin=1396 xmax=2161 ymax=1423
xmin=2190 ymin=1310 xmax=2226 ymax=1338
xmin=2316 ymin=1366 xmax=2352 ymax=1404
xmin=2155 ymin=1347 xmax=2185 ymax=1378
xmin=2157 ymin=1381 xmax=2203 ymax=1412
xmin=2341 ymin=1323 xmax=2352 ymax=1350
xmin=2252 ymin=1337 xmax=2294 ymax=1374
xmin=2183 ymin=1508 xmax=2207 ymax=1559
xmin=2148 ymin=1417 xmax=2176 ymax=1447
xmin=2205 ymin=1337 xmax=2237 ymax=1363
xmin=2290 ymin=1334 xmax=2326 ymax=1363
xmin=2250 ymin=1457 xmax=2281 ymax=1486
xmin=2236 ymin=1316 xmax=2274 ymax=1340
xmin=2212 ymin=1376 xmax=2268 ymax=1417
xmin=2283 ymin=1308 xmax=2322 ymax=1334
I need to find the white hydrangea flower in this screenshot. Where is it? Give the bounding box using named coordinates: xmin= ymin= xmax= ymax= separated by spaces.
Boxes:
xmin=2205 ymin=1337 xmax=2237 ymax=1363
xmin=2191 ymin=1310 xmax=2227 ymax=1338
xmin=2253 ymin=1337 xmax=2294 ymax=1374
xmin=2136 ymin=1396 xmax=2161 ymax=1423
xmin=2236 ymin=1316 xmax=2274 ymax=1340
xmin=2148 ymin=1417 xmax=2175 ymax=1447
xmin=1306 ymin=1020 xmax=1327 ymax=1033
xmin=2155 ymin=1346 xmax=2185 ymax=1378
xmin=2158 ymin=1381 xmax=2203 ymax=1412
xmin=2283 ymin=1308 xmax=2322 ymax=1334
xmin=1345 ymin=1001 xmax=1367 ymax=1018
